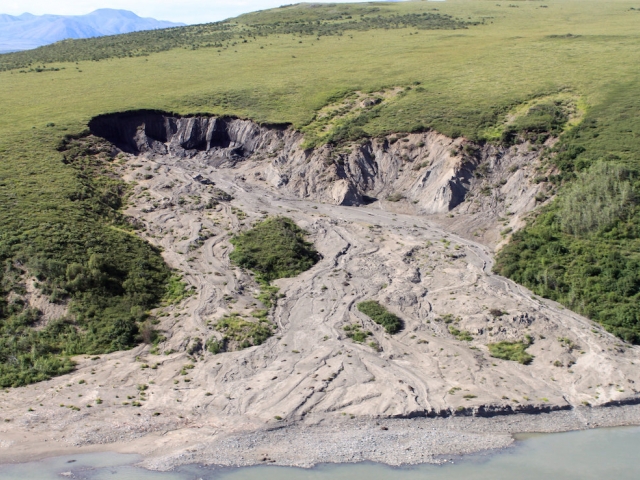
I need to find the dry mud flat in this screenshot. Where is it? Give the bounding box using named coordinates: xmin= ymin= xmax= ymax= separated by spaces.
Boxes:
xmin=1 ymin=115 xmax=640 ymax=469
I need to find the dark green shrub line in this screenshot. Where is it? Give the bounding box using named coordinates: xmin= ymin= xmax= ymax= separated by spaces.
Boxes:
xmin=356 ymin=300 xmax=403 ymax=334
xmin=495 ymin=82 xmax=640 ymax=344
xmin=0 ymin=134 xmax=170 ymax=388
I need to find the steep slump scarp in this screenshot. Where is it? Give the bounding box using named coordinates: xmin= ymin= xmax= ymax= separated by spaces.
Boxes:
xmin=89 ymin=111 xmax=278 ymax=157
xmin=90 ymin=110 xmax=565 ymax=253
xmin=90 ymin=111 xmax=528 ymax=213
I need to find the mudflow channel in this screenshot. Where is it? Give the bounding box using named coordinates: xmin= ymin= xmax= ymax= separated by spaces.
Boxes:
xmin=1 ymin=112 xmax=639 ymax=470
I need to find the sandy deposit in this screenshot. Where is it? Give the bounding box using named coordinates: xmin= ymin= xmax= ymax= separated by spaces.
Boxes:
xmin=1 ymin=114 xmax=639 ymax=469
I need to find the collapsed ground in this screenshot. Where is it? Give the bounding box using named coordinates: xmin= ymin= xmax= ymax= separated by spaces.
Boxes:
xmin=0 ymin=0 xmax=639 ymax=467
xmin=1 ymin=113 xmax=639 ymax=467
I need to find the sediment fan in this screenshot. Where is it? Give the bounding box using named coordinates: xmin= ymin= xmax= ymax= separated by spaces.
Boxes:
xmin=0 ymin=0 xmax=639 ymax=470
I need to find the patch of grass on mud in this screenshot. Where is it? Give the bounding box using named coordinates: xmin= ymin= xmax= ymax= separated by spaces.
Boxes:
xmin=213 ymin=217 xmax=318 ymax=352
xmin=449 ymin=326 xmax=473 ymax=342
xmin=343 ymin=323 xmax=372 ymax=343
xmin=356 ymin=301 xmax=402 ymax=334
xmin=210 ymin=315 xmax=273 ymax=352
xmin=162 ymin=275 xmax=195 ymax=305
xmin=488 ymin=337 xmax=534 ymax=365
xmin=229 ymin=217 xmax=319 ymax=283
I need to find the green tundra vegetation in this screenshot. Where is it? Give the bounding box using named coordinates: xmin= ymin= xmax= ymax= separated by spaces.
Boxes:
xmin=488 ymin=337 xmax=534 ymax=365
xmin=229 ymin=217 xmax=319 ymax=283
xmin=357 ymin=300 xmax=403 ymax=334
xmin=494 ymin=84 xmax=640 ymax=343
xmin=0 ymin=133 xmax=169 ymax=387
xmin=0 ymin=0 xmax=639 ymax=386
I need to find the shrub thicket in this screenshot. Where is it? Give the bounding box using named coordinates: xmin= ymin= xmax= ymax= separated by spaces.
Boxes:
xmin=495 ymin=83 xmax=640 ymax=344
xmin=0 ymin=135 xmax=170 ymax=387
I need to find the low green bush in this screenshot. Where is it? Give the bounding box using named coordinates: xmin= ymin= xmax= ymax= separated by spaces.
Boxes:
xmin=488 ymin=337 xmax=533 ymax=365
xmin=356 ymin=301 xmax=402 ymax=334
xmin=343 ymin=324 xmax=372 ymax=343
xmin=449 ymin=326 xmax=473 ymax=341
xmin=215 ymin=315 xmax=273 ymax=350
xmin=229 ymin=217 xmax=319 ymax=283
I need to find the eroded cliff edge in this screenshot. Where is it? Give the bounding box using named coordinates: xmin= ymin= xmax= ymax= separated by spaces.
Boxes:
xmin=90 ymin=111 xmax=549 ymax=248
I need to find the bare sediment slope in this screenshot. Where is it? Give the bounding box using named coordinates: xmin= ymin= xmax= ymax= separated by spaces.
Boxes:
xmin=90 ymin=111 xmax=548 ymax=247
xmin=1 ymin=113 xmax=639 ymax=469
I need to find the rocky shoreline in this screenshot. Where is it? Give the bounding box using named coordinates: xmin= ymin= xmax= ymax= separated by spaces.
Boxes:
xmin=140 ymin=403 xmax=640 ymax=471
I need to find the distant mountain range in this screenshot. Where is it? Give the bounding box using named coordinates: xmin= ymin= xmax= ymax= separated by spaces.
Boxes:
xmin=0 ymin=9 xmax=184 ymax=53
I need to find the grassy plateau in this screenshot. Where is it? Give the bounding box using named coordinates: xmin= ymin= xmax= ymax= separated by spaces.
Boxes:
xmin=1 ymin=0 xmax=639 ymax=386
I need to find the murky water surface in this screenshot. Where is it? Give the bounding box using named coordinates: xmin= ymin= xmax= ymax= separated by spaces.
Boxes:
xmin=1 ymin=426 xmax=639 ymax=479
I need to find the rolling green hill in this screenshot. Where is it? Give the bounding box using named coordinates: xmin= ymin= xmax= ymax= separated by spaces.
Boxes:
xmin=0 ymin=0 xmax=639 ymax=386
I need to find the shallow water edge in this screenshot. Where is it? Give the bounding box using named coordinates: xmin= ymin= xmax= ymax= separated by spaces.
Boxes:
xmin=1 ymin=426 xmax=639 ymax=480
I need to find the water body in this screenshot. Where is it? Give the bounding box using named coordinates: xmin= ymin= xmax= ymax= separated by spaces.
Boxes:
xmin=1 ymin=426 xmax=638 ymax=480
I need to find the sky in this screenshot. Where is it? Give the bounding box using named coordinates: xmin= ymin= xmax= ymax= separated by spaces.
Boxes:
xmin=0 ymin=1 xmax=388 ymax=25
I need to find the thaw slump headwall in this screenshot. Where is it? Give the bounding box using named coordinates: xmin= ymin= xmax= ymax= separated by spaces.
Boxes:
xmin=88 ymin=110 xmax=544 ymax=222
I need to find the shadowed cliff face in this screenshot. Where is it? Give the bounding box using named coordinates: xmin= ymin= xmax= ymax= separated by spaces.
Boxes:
xmin=89 ymin=112 xmax=265 ymax=156
xmin=89 ymin=111 xmax=548 ymax=245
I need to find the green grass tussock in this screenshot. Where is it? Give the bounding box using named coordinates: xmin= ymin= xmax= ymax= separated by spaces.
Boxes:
xmin=343 ymin=323 xmax=372 ymax=343
xmin=488 ymin=337 xmax=534 ymax=365
xmin=229 ymin=217 xmax=319 ymax=283
xmin=212 ymin=315 xmax=273 ymax=351
xmin=356 ymin=301 xmax=402 ymax=334
xmin=449 ymin=326 xmax=473 ymax=342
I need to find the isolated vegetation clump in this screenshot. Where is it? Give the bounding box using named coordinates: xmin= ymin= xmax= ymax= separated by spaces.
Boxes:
xmin=229 ymin=217 xmax=319 ymax=283
xmin=356 ymin=301 xmax=402 ymax=334
xmin=449 ymin=326 xmax=473 ymax=342
xmin=488 ymin=337 xmax=534 ymax=365
xmin=214 ymin=315 xmax=273 ymax=350
xmin=343 ymin=323 xmax=372 ymax=343
xmin=222 ymin=217 xmax=318 ymax=350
